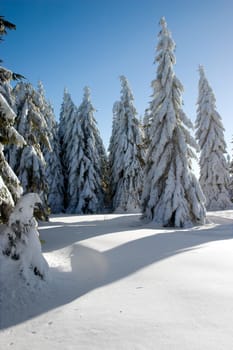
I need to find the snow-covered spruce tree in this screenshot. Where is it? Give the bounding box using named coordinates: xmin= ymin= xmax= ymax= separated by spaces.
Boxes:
xmin=58 ymin=88 xmax=77 ymax=208
xmin=0 ymin=193 xmax=49 ymax=286
xmin=141 ymin=17 xmax=206 ymax=227
xmin=37 ymin=82 xmax=64 ymax=213
xmin=109 ymin=76 xmax=144 ymax=212
xmin=196 ymin=65 xmax=232 ymax=210
xmin=108 ymin=101 xmax=121 ymax=208
xmin=59 ymin=88 xmax=76 ymax=146
xmin=9 ymin=82 xmax=51 ymax=217
xmin=0 ymin=17 xmax=25 ymax=222
xmin=66 ymin=87 xmax=106 ymax=214
xmin=108 ymin=101 xmax=121 ymax=165
xmin=94 ymin=115 xmax=108 ymax=208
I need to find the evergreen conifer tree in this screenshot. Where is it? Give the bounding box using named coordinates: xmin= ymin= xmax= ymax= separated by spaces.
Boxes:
xmin=109 ymin=76 xmax=144 ymax=212
xmin=9 ymin=82 xmax=51 ymax=216
xmin=66 ymin=87 xmax=106 ymax=214
xmin=108 ymin=101 xmax=121 ymax=168
xmin=108 ymin=101 xmax=121 ymax=208
xmin=59 ymin=89 xmax=77 ymax=207
xmin=196 ymin=65 xmax=232 ymax=210
xmin=0 ymin=17 xmax=25 ymax=222
xmin=142 ymin=17 xmax=206 ymax=227
xmin=38 ymin=82 xmax=64 ymax=213
xmin=59 ymin=88 xmax=76 ymax=147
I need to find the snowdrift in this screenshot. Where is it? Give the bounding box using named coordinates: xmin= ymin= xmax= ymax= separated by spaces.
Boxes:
xmin=0 ymin=211 xmax=233 ymax=349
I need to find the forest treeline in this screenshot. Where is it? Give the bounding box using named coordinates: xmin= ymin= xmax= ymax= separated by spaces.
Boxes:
xmin=0 ymin=15 xmax=232 ymax=229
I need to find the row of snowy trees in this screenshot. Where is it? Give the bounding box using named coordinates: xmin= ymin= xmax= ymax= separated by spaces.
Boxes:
xmin=1 ymin=13 xmax=233 ymax=292
xmin=1 ymin=16 xmax=233 ymax=228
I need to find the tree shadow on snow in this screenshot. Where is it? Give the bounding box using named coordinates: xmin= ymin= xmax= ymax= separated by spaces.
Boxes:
xmin=39 ymin=214 xmax=143 ymax=252
xmin=1 ymin=214 xmax=233 ymax=329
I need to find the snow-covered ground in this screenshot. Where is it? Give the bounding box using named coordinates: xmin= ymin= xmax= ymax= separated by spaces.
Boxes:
xmin=1 ymin=211 xmax=233 ymax=349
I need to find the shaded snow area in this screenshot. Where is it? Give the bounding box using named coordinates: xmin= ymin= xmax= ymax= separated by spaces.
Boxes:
xmin=1 ymin=211 xmax=233 ymax=349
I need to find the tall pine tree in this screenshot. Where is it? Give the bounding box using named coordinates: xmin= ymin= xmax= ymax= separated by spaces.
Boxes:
xmin=196 ymin=65 xmax=232 ymax=210
xmin=66 ymin=87 xmax=106 ymax=214
xmin=142 ymin=17 xmax=205 ymax=227
xmin=59 ymin=88 xmax=76 ymax=147
xmin=38 ymin=81 xmax=64 ymax=213
xmin=109 ymin=75 xmax=144 ymax=212
xmin=0 ymin=17 xmax=25 ymax=222
xmin=9 ymin=82 xmax=51 ymax=215
xmin=59 ymin=88 xmax=77 ymax=208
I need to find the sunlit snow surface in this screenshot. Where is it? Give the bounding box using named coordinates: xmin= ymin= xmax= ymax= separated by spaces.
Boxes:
xmin=1 ymin=211 xmax=233 ymax=349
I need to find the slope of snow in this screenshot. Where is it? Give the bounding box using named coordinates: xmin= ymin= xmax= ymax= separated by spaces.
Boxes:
xmin=1 ymin=211 xmax=233 ymax=349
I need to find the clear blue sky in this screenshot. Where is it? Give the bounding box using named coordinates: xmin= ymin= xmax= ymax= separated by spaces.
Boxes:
xmin=1 ymin=0 xmax=233 ymax=154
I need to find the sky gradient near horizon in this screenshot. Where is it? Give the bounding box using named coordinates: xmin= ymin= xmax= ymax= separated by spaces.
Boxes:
xmin=1 ymin=0 xmax=233 ymax=155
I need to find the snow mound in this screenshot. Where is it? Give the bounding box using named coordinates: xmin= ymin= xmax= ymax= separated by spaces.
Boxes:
xmin=0 ymin=193 xmax=49 ymax=328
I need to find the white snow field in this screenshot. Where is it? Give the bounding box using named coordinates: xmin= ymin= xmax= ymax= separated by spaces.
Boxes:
xmin=1 ymin=211 xmax=233 ymax=349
